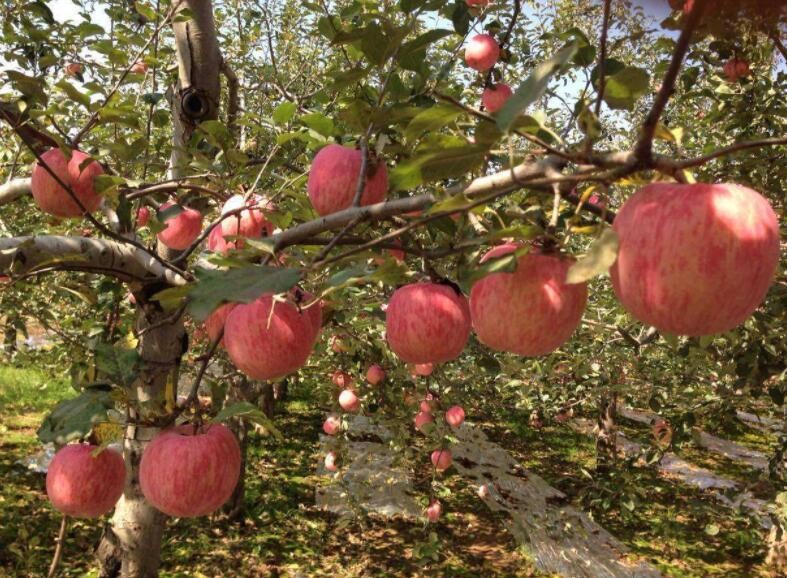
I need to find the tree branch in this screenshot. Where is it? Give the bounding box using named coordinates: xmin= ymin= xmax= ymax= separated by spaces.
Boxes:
xmin=634 ymin=0 xmax=708 ymax=163
xmin=593 ymin=0 xmax=612 ymax=118
xmin=0 ymin=177 xmax=31 ymax=206
xmin=0 ymin=236 xmax=188 ymax=285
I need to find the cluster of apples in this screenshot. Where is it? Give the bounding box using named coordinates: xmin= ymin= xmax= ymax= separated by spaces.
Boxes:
xmin=381 ymin=181 xmax=779 ymax=369
xmin=321 ymin=363 xmax=387 ymax=472
xmin=462 ymin=1 xmax=513 ymax=113
xmin=46 ymin=423 xmax=241 ymax=519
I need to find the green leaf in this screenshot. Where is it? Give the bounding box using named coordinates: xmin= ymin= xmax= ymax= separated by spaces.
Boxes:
xmin=602 ymin=66 xmax=650 ymax=111
xmin=301 ymin=112 xmax=335 ymax=137
xmin=187 ymin=266 xmax=302 ymax=321
xmin=451 ymin=1 xmax=470 ymax=35
xmin=213 ymin=401 xmax=283 ymax=440
xmin=272 ymin=101 xmax=297 ymax=126
xmin=565 ymin=229 xmax=619 ymax=284
xmin=404 ymin=104 xmax=463 ymax=142
xmin=37 ymin=387 xmax=115 ymax=445
xmin=390 ymin=136 xmax=486 ymax=191
xmin=399 ymin=29 xmax=452 ymax=61
xmin=460 ymin=246 xmax=524 ymax=288
xmin=496 ymin=41 xmax=579 ymax=132
xmin=55 ymin=80 xmax=91 ymax=108
xmin=94 ymin=342 xmax=140 ymax=387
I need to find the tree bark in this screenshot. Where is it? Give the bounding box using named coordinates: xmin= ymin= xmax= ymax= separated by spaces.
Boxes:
xmin=97 ymin=299 xmax=186 ymax=577
xmin=596 ymin=391 xmax=618 ymax=474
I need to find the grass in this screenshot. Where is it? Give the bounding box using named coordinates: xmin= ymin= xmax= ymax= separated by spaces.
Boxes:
xmin=0 ymin=366 xmax=779 ymax=577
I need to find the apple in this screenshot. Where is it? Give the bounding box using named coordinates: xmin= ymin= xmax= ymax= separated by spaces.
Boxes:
xmin=224 ymin=294 xmax=316 ymax=380
xmin=385 ymin=283 xmax=471 ymax=364
xmin=610 ymin=183 xmax=779 ymax=336
xmin=324 ymin=451 xmax=339 ymax=472
xmin=127 ymin=291 xmax=137 ymax=305
xmin=464 ymin=34 xmax=500 ymax=72
xmin=65 ymin=62 xmax=83 ymax=76
xmin=723 ymin=58 xmax=750 ymax=82
xmin=139 ymin=423 xmax=240 ymax=517
xmin=323 ymin=415 xmax=342 ymax=436
xmin=31 ymin=148 xmax=104 ymax=217
xmin=331 ymin=370 xmax=353 ymax=388
xmin=156 ymin=202 xmax=203 ymax=250
xmin=204 ymin=303 xmax=237 ymax=346
xmin=206 ymin=225 xmax=235 ymax=254
xmin=477 ymin=484 xmax=490 ymax=499
xmin=338 ymin=389 xmax=360 ymax=412
xmin=409 ymin=362 xmax=434 ymax=377
xmin=130 ymin=61 xmax=148 ymax=74
xmin=466 ymin=0 xmax=491 ymax=5
xmin=426 ymin=499 xmax=442 ymax=522
xmin=414 ymin=411 xmax=434 ymax=432
xmin=46 ymin=444 xmax=125 ymax=518
xmin=307 ymin=144 xmax=388 ymax=216
xmin=470 ymin=244 xmax=587 ymax=356
xmin=0 ymin=275 xmax=11 ymax=283
xmin=481 ymin=83 xmax=513 ymax=113
xmin=366 ymin=364 xmax=385 ymax=385
xmin=430 ymin=449 xmax=452 ymax=471
xmin=220 ymin=194 xmax=274 ymax=240
xmin=136 ymin=206 xmax=150 ymax=227
xmin=445 ymin=405 xmax=465 ymax=428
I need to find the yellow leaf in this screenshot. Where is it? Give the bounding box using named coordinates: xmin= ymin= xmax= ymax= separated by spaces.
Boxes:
xmin=566 ymin=229 xmax=619 ymax=284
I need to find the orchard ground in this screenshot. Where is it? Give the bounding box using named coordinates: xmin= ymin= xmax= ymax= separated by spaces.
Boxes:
xmin=0 ymin=365 xmax=778 ymax=577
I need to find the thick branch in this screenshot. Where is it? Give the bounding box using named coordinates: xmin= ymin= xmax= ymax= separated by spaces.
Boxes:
xmin=0 ymin=236 xmax=187 ymax=285
xmin=0 ymin=177 xmax=31 ymax=206
xmin=271 ymin=157 xmax=564 ymax=252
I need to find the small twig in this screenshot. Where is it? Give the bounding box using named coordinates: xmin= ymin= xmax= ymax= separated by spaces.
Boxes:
xmin=351 ymin=139 xmax=370 ymax=208
xmin=136 ymin=302 xmax=188 ymax=337
xmin=593 ymin=0 xmax=612 ymax=118
xmin=186 ymin=329 xmax=224 ymax=407
xmin=634 ymin=0 xmax=707 ymax=162
xmin=47 ymin=515 xmax=68 ymax=578
xmin=656 ymin=136 xmax=787 ymax=170
xmin=311 ymin=214 xmax=364 ymax=266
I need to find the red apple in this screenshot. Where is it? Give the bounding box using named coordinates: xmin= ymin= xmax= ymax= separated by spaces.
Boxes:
xmin=0 ymin=275 xmax=11 ymax=283
xmin=139 ymin=423 xmax=240 ymax=517
xmin=366 ymin=364 xmax=385 ymax=385
xmin=307 ymin=144 xmax=388 ymax=216
xmin=723 ymin=58 xmax=750 ymax=82
xmin=31 ymin=148 xmax=104 ymax=217
xmin=204 ymin=303 xmax=237 ymax=346
xmin=610 ymin=183 xmax=779 ymax=336
xmin=65 ymin=62 xmax=83 ymax=76
xmin=482 ymin=83 xmax=513 ymax=113
xmin=445 ymin=405 xmax=465 ymax=428
xmin=332 ymin=370 xmax=353 ymax=388
xmin=410 ymin=362 xmax=434 ymax=377
xmin=470 ymin=244 xmax=587 ymax=356
xmin=220 ymin=194 xmax=274 ymax=240
xmin=426 ymin=499 xmax=442 ymax=522
xmin=414 ymin=411 xmax=434 ymax=432
xmin=477 ymin=484 xmax=490 ymax=499
xmin=386 ymin=283 xmax=471 ymax=364
xmin=338 ymin=389 xmax=360 ymax=412
xmin=206 ymin=225 xmax=235 ymax=254
xmin=224 ymin=294 xmax=316 ymax=380
xmin=156 ymin=202 xmax=203 ymax=250
xmin=130 ymin=61 xmax=148 ymax=74
xmin=46 ymin=444 xmax=125 ymax=518
xmin=324 ymin=451 xmax=339 ymax=472
xmin=323 ymin=415 xmax=342 ymax=436
xmin=136 ymin=205 xmax=150 ymax=227
xmin=431 ymin=448 xmax=452 ymax=471
xmin=292 ymin=288 xmax=322 ymax=341
xmin=464 ymin=34 xmax=500 ymax=72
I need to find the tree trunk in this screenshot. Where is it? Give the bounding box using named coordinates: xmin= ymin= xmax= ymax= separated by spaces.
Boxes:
xmin=596 ymin=391 xmax=618 ymax=474
xmin=97 ymin=297 xmax=186 ymax=577
xmin=96 ymin=1 xmax=221 ymax=574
